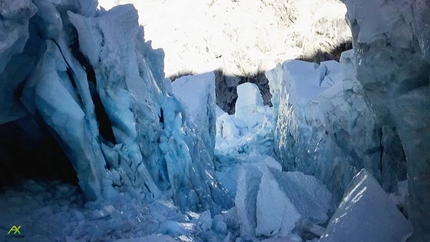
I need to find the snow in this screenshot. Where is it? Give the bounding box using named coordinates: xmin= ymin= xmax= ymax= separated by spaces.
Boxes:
xmin=320 ymin=169 xmax=412 ymax=242
xmin=97 ymin=0 xmax=350 ymax=78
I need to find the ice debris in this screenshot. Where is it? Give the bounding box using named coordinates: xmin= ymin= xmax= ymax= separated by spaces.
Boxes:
xmin=320 ymin=169 xmax=412 ymax=242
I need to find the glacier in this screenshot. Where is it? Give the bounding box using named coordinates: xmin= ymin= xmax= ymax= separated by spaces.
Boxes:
xmin=0 ymin=0 xmax=38 ymax=125
xmin=1 ymin=0 xmax=232 ymax=213
xmin=0 ymin=0 xmax=428 ymax=241
xmin=215 ymin=82 xmax=274 ymax=157
xmin=342 ymin=0 xmax=430 ymax=240
xmin=171 ymin=72 xmax=217 ymax=157
xmin=266 ymin=52 xmax=407 ymax=203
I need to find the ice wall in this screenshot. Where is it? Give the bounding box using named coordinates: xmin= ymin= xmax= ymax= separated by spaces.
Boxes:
xmin=171 ymin=72 xmax=216 ymax=157
xmin=266 ymin=54 xmax=406 ymax=203
xmin=0 ymin=0 xmax=231 ymax=212
xmin=343 ymin=0 xmax=430 ymax=240
xmin=0 ymin=0 xmax=38 ymax=125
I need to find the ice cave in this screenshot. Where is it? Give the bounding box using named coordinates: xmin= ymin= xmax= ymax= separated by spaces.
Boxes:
xmin=0 ymin=0 xmax=429 ymax=241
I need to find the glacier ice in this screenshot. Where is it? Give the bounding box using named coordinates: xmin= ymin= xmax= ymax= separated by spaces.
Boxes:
xmin=215 ymin=82 xmax=274 ymax=157
xmin=266 ymin=59 xmax=352 ymax=202
xmin=1 ymin=0 xmax=427 ymax=241
xmin=171 ymin=72 xmax=217 ymax=156
xmin=235 ymin=82 xmax=266 ymax=128
xmin=68 ymin=4 xmax=232 ymax=211
xmin=0 ymin=0 xmax=232 ymax=213
xmin=0 ymin=0 xmax=37 ymax=74
xmin=0 ymin=180 xmax=234 ymax=241
xmin=319 ymin=51 xmax=407 ymax=192
xmin=114 ymin=235 xmax=176 ymax=242
xmin=266 ymin=54 xmax=406 ymax=203
xmin=343 ymin=0 xmax=430 ymax=239
xmin=320 ymin=169 xmax=412 ymax=242
xmin=234 ymin=156 xmax=332 ymax=239
xmin=0 ymin=0 xmax=38 ymax=125
xmin=25 ymin=39 xmax=110 ymax=200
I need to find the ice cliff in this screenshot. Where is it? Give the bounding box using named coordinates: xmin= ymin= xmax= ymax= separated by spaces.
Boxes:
xmin=342 ymin=0 xmax=430 ymax=240
xmin=266 ymin=53 xmax=407 ymax=204
xmin=0 ymin=0 xmax=231 ymax=212
xmin=266 ymin=0 xmax=430 ymax=239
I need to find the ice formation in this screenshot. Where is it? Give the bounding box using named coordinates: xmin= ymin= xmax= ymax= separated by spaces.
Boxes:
xmin=234 ymin=83 xmax=266 ymax=127
xmin=234 ymin=157 xmax=332 ymax=239
xmin=215 ymin=82 xmax=274 ymax=157
xmin=0 ymin=0 xmax=38 ymax=125
xmin=171 ymin=72 xmax=216 ymax=156
xmin=1 ymin=0 xmax=231 ymax=213
xmin=343 ymin=0 xmax=430 ymax=239
xmin=320 ymin=169 xmax=412 ymax=242
xmin=266 ymin=53 xmax=407 ymax=203
xmin=0 ymin=0 xmax=428 ymax=241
